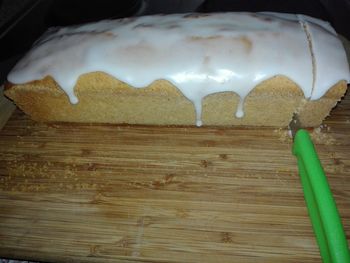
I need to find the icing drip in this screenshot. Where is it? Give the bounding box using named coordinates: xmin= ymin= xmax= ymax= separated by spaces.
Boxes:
xmin=235 ymin=98 xmax=245 ymax=118
xmin=194 ymin=100 xmax=203 ymax=127
xmin=7 ymin=12 xmax=350 ymax=126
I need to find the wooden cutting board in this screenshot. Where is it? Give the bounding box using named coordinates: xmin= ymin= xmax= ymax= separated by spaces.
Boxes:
xmin=0 ymin=90 xmax=349 ymax=263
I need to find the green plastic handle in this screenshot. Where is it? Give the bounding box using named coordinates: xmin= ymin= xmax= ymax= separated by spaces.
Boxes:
xmin=293 ymin=129 xmax=350 ymax=263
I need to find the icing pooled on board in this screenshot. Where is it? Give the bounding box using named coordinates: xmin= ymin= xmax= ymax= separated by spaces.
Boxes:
xmin=7 ymin=12 xmax=350 ymax=126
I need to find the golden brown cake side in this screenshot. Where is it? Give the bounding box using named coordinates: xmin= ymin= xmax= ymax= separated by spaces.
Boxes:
xmin=4 ymin=72 xmax=347 ymax=127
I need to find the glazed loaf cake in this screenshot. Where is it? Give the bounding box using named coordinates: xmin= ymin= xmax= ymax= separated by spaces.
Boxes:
xmin=5 ymin=12 xmax=350 ymax=127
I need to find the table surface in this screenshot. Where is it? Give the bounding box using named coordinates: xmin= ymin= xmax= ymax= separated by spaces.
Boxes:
xmin=0 ymin=89 xmax=349 ymax=262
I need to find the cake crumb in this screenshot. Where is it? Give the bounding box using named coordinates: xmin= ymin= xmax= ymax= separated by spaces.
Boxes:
xmin=274 ymin=125 xmax=335 ymax=145
xmin=273 ymin=128 xmax=292 ymax=143
xmin=309 ymin=127 xmax=336 ymax=145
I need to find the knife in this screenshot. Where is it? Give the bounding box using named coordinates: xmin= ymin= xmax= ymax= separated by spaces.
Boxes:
xmin=290 ymin=113 xmax=350 ymax=263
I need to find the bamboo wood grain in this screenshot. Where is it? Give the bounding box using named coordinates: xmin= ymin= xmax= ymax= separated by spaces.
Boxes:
xmin=0 ymin=91 xmax=349 ymax=263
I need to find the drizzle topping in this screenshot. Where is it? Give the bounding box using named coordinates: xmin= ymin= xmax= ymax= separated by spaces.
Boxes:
xmin=7 ymin=12 xmax=350 ymax=126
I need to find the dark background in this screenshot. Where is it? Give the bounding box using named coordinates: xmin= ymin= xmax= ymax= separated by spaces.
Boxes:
xmin=1 ymin=0 xmax=349 ymax=84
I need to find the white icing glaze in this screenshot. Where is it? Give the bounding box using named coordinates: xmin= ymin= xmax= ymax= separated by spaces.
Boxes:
xmin=7 ymin=12 xmax=350 ymax=126
xmin=300 ymin=15 xmax=350 ymax=99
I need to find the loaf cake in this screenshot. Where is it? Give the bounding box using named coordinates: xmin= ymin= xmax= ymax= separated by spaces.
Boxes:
xmin=5 ymin=12 xmax=350 ymax=127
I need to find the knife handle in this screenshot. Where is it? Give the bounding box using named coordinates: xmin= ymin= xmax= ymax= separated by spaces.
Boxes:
xmin=293 ymin=129 xmax=350 ymax=263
